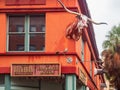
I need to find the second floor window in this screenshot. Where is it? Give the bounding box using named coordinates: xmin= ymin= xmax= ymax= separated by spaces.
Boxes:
xmin=7 ymin=14 xmax=45 ymax=52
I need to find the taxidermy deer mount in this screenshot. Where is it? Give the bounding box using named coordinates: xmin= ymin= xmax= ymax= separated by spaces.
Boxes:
xmin=57 ymin=0 xmax=107 ymax=41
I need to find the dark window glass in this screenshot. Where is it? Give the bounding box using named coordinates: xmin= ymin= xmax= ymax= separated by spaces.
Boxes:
xmin=30 ymin=33 xmax=45 ymax=51
xmin=9 ymin=16 xmax=25 ymax=32
xmin=0 ymin=75 xmax=5 ymax=86
xmin=9 ymin=34 xmax=25 ymax=51
xmin=30 ymin=15 xmax=45 ymax=32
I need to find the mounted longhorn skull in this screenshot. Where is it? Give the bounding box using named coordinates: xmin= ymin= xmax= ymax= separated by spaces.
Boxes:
xmin=57 ymin=0 xmax=107 ymax=41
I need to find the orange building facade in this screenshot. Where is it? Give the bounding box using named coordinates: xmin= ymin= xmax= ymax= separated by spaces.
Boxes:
xmin=0 ymin=0 xmax=105 ymax=90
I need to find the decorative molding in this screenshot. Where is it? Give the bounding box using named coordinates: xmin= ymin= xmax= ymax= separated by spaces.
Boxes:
xmin=0 ymin=52 xmax=76 ymax=56
xmin=5 ymin=0 xmax=46 ymax=5
xmin=0 ymin=7 xmax=78 ymax=13
xmin=0 ymin=66 xmax=76 ymax=74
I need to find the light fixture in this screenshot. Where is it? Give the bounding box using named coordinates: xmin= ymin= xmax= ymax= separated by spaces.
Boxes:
xmin=100 ymin=83 xmax=107 ymax=88
xmin=94 ymin=68 xmax=107 ymax=76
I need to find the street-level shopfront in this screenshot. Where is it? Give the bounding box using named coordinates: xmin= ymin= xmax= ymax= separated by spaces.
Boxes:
xmin=0 ymin=63 xmax=87 ymax=90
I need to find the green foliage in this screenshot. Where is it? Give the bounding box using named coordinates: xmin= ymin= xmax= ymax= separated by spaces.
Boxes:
xmin=102 ymin=24 xmax=120 ymax=89
xmin=102 ymin=24 xmax=120 ymax=52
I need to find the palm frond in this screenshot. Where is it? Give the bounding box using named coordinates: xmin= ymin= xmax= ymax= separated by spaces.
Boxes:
xmin=103 ymin=24 xmax=120 ymax=51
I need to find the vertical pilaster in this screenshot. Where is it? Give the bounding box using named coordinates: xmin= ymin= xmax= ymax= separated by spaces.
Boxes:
xmin=5 ymin=74 xmax=11 ymax=90
xmin=65 ymin=74 xmax=76 ymax=90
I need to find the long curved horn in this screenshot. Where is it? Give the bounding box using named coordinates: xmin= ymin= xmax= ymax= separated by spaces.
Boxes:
xmin=57 ymin=0 xmax=81 ymax=16
xmin=87 ymin=17 xmax=107 ymax=25
xmin=58 ymin=0 xmax=107 ymax=25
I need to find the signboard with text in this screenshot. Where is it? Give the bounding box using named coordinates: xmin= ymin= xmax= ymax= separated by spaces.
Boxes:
xmin=79 ymin=68 xmax=87 ymax=85
xmin=11 ymin=64 xmax=61 ymax=77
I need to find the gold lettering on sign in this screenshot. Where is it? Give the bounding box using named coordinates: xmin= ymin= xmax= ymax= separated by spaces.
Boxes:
xmin=36 ymin=64 xmax=60 ymax=76
xmin=11 ymin=64 xmax=60 ymax=76
xmin=12 ymin=65 xmax=34 ymax=75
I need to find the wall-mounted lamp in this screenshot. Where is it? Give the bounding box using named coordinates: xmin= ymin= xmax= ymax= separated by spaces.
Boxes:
xmin=100 ymin=83 xmax=107 ymax=88
xmin=94 ymin=68 xmax=107 ymax=76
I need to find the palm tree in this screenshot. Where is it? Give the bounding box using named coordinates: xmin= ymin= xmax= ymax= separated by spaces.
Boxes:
xmin=102 ymin=24 xmax=120 ymax=51
xmin=102 ymin=24 xmax=120 ymax=89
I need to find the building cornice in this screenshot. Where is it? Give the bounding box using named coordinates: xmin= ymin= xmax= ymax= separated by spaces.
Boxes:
xmin=0 ymin=7 xmax=78 ymax=13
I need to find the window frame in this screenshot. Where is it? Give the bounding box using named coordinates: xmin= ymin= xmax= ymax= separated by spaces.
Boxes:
xmin=81 ymin=38 xmax=84 ymax=62
xmin=7 ymin=14 xmax=45 ymax=52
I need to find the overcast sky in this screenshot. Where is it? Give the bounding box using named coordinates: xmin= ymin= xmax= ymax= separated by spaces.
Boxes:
xmin=86 ymin=0 xmax=120 ymax=56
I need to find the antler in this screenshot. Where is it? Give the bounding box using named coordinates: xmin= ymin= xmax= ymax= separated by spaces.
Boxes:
xmin=57 ymin=0 xmax=107 ymax=25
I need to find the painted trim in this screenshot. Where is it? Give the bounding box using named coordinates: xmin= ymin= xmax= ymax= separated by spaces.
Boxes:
xmin=5 ymin=74 xmax=11 ymax=90
xmin=0 ymin=52 xmax=77 ymax=56
xmin=62 ymin=66 xmax=76 ymax=74
xmin=65 ymin=75 xmax=76 ymax=90
xmin=87 ymin=79 xmax=96 ymax=90
xmin=0 ymin=67 xmax=10 ymax=74
xmin=25 ymin=15 xmax=29 ymax=52
xmin=0 ymin=7 xmax=78 ymax=13
xmin=72 ymin=75 xmax=76 ymax=90
xmin=6 ymin=16 xmax=9 ymax=52
xmin=5 ymin=0 xmax=46 ymax=5
xmin=0 ymin=66 xmax=76 ymax=74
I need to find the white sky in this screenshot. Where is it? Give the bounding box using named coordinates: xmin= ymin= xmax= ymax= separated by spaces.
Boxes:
xmin=86 ymin=0 xmax=120 ymax=55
